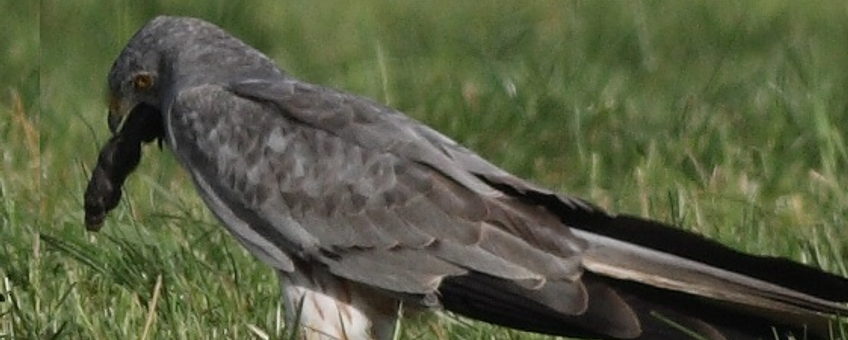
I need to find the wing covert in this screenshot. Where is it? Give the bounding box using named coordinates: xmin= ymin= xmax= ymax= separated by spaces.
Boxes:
xmin=167 ymin=81 xmax=588 ymax=309
xmin=228 ymin=79 xmax=592 ymax=253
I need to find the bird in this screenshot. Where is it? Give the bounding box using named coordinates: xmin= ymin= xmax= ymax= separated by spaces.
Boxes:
xmin=89 ymin=15 xmax=848 ymax=340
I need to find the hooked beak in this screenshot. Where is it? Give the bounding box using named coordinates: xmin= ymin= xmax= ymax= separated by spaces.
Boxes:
xmin=108 ymin=95 xmax=132 ymax=134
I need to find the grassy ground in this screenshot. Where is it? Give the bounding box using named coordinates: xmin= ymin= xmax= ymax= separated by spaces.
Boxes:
xmin=3 ymin=0 xmax=847 ymax=339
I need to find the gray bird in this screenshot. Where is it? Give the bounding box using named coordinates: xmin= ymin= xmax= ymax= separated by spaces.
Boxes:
xmin=94 ymin=16 xmax=848 ymax=340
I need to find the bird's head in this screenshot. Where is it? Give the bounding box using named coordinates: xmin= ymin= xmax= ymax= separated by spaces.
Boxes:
xmin=106 ymin=16 xmax=286 ymax=134
xmin=107 ymin=66 xmax=161 ymax=134
xmin=105 ymin=17 xmax=172 ymax=134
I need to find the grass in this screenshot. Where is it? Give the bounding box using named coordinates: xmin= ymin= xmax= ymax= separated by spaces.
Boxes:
xmin=2 ymin=0 xmax=847 ymax=339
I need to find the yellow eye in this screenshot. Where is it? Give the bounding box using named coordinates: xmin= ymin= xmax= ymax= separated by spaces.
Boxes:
xmin=133 ymin=73 xmax=154 ymax=90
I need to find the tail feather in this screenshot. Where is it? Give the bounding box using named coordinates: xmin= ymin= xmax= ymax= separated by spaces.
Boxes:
xmin=438 ymin=213 xmax=847 ymax=339
xmin=577 ymin=214 xmax=848 ymax=302
xmin=457 ymin=174 xmax=847 ymax=339
xmin=474 ymin=173 xmax=848 ymax=303
xmin=441 ymin=271 xmax=842 ymax=340
xmin=576 ymin=227 xmax=848 ymax=318
xmin=573 ymin=214 xmax=847 ymax=339
xmin=586 ymin=273 xmax=837 ymax=340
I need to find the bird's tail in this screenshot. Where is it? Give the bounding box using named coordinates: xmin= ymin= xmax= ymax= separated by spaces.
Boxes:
xmin=461 ymin=173 xmax=848 ymax=339
xmin=572 ymin=214 xmax=848 ymax=340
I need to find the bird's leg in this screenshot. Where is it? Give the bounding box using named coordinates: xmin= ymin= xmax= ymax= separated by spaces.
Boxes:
xmin=277 ymin=263 xmax=400 ymax=340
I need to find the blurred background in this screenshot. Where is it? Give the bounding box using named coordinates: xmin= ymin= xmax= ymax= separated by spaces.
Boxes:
xmin=2 ymin=0 xmax=847 ymax=339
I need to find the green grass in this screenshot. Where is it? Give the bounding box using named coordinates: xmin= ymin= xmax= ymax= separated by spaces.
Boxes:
xmin=2 ymin=0 xmax=847 ymax=339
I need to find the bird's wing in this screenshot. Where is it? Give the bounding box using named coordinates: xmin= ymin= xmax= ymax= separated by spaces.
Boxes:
xmin=165 ymin=80 xmax=594 ymax=316
xmin=166 ymin=79 xmax=848 ymax=339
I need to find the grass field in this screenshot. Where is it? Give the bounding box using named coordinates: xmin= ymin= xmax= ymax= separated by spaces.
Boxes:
xmin=3 ymin=0 xmax=848 ymax=339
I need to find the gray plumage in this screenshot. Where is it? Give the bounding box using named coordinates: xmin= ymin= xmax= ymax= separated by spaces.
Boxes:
xmin=97 ymin=16 xmax=848 ymax=340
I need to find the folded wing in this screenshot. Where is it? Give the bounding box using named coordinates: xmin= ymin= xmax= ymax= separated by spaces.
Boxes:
xmin=162 ymin=78 xmax=847 ymax=340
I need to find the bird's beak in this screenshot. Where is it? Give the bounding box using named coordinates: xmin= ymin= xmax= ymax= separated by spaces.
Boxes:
xmin=108 ymin=95 xmax=132 ymax=134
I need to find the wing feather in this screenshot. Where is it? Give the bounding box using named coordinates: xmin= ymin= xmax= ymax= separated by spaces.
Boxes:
xmin=167 ymin=82 xmax=587 ymax=312
xmin=328 ymin=248 xmax=466 ymax=294
xmin=166 ymin=80 xmax=848 ymax=340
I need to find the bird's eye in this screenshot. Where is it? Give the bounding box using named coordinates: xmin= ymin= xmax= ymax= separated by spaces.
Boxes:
xmin=133 ymin=73 xmax=154 ymax=90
